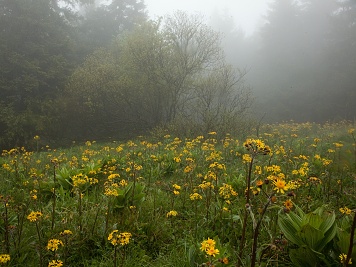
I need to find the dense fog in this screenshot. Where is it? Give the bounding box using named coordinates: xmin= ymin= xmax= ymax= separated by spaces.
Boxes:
xmin=0 ymin=0 xmax=355 ymax=148
xmin=208 ymin=0 xmax=356 ymax=123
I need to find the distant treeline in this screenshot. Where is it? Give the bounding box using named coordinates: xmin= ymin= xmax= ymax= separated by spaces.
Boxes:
xmin=0 ymin=0 xmax=252 ymax=149
xmin=1 ymin=0 xmax=355 ymax=149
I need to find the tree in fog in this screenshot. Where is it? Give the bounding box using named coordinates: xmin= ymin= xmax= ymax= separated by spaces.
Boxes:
xmin=77 ymin=0 xmax=147 ymax=52
xmin=66 ymin=11 xmax=252 ymax=138
xmin=0 ymin=0 xmax=77 ymax=147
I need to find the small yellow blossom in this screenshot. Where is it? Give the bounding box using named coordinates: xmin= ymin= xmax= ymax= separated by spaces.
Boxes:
xmin=60 ymin=229 xmax=73 ymax=236
xmin=190 ymin=193 xmax=203 ymax=200
xmin=273 ymin=179 xmax=289 ymax=194
xmin=0 ymin=254 xmax=10 ymax=264
xmin=166 ymin=210 xmax=178 ymax=217
xmin=340 ymin=207 xmax=352 ymax=215
xmin=48 ymin=259 xmax=63 ymax=267
xmin=173 ymin=184 xmax=181 ymax=190
xmin=47 ymin=239 xmax=64 ymax=251
xmin=339 ymin=253 xmax=352 ymax=265
xmin=108 ymin=230 xmax=132 ymax=246
xmin=27 ymin=211 xmax=43 ymax=222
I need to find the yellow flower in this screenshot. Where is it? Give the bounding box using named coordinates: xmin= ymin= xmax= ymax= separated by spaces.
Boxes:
xmin=339 ymin=253 xmax=352 ymax=265
xmin=190 ymin=193 xmax=203 ymax=200
xmin=166 ymin=210 xmax=178 ymax=217
xmin=48 ymin=259 xmax=63 ymax=267
xmin=108 ymin=230 xmax=132 ymax=246
xmin=172 ymin=184 xmax=181 ymax=190
xmin=27 ymin=211 xmax=43 ymax=222
xmin=200 ymin=238 xmax=216 ymax=251
xmin=0 ymin=254 xmax=10 ymax=264
xmin=273 ymin=179 xmax=289 ymax=194
xmin=200 ymin=238 xmax=220 ymax=257
xmin=47 ymin=239 xmax=64 ymax=251
xmin=340 ymin=207 xmax=352 ymax=215
xmin=108 ymin=173 xmax=120 ymax=180
xmin=256 ymin=179 xmax=264 ymax=188
xmin=60 ymin=229 xmax=73 ymax=236
xmin=242 ymin=154 xmax=252 ymax=163
xmin=119 ymin=179 xmax=128 ymax=187
xmin=284 ymin=199 xmax=293 ymax=211
xmin=206 ymin=247 xmax=219 ymax=257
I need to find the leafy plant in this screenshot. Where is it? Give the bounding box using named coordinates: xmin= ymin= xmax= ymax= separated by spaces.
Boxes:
xmin=278 ymin=205 xmax=337 ymax=266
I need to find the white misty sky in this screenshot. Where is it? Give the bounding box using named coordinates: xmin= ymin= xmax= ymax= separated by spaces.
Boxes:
xmin=144 ymin=0 xmax=272 ymax=35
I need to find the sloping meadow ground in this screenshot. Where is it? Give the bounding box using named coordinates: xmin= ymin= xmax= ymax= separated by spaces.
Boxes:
xmin=0 ymin=121 xmax=355 ymax=266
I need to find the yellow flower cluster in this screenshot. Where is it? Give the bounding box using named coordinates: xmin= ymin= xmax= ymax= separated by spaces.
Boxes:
xmin=48 ymin=259 xmax=63 ymax=267
xmin=339 ymin=253 xmax=352 ymax=265
xmin=200 ymin=238 xmax=219 ymax=257
xmin=340 ymin=207 xmax=352 ymax=215
xmin=219 ymin=183 xmax=238 ymax=199
xmin=27 ymin=211 xmax=43 ymax=222
xmin=243 ymin=139 xmax=271 ymax=155
xmin=108 ymin=230 xmax=132 ymax=246
xmin=173 ymin=184 xmax=181 ymax=195
xmin=72 ymin=173 xmax=89 ymax=187
xmin=47 ymin=239 xmax=64 ymax=251
xmin=190 ymin=192 xmax=203 ymax=200
xmin=60 ymin=229 xmax=73 ymax=236
xmin=0 ymin=254 xmax=10 ymax=264
xmin=166 ymin=210 xmax=178 ymax=217
xmin=199 ymin=181 xmax=214 ymax=190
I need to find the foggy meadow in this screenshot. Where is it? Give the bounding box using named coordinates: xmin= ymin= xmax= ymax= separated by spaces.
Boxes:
xmin=0 ymin=0 xmax=355 ymax=266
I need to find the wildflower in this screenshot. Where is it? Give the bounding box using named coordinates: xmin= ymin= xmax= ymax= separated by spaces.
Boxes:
xmin=339 ymin=253 xmax=352 ymax=265
xmin=333 ymin=142 xmax=344 ymax=148
xmin=256 ymin=180 xmax=264 ymax=188
xmin=273 ymin=179 xmax=289 ymax=194
xmin=190 ymin=193 xmax=203 ymax=200
xmin=199 ymin=181 xmax=214 ymax=190
xmin=27 ymin=211 xmax=43 ymax=222
xmin=206 ymin=247 xmax=220 ymax=257
xmin=47 ymin=239 xmax=64 ymax=251
xmin=219 ymin=183 xmax=238 ymax=199
xmin=184 ymin=165 xmax=193 ymax=173
xmin=60 ymin=229 xmax=73 ymax=236
xmin=72 ymin=173 xmax=89 ymax=187
xmin=0 ymin=254 xmax=10 ymax=264
xmin=108 ymin=230 xmax=132 ymax=246
xmin=173 ymin=184 xmax=181 ymax=190
xmin=242 ymin=154 xmax=252 ymax=163
xmin=166 ymin=210 xmax=178 ymax=217
xmin=254 ymin=165 xmax=262 ymax=175
xmin=200 ymin=238 xmax=216 ymax=251
xmin=200 ymin=238 xmax=220 ymax=257
xmin=243 ymin=138 xmax=271 ymax=155
xmin=48 ymin=259 xmax=63 ymax=267
xmin=340 ymin=207 xmax=352 ymax=215
xmin=108 ymin=173 xmax=120 ymax=180
xmin=221 ymin=257 xmax=229 ymax=264
xmin=119 ymin=179 xmax=128 ymax=187
xmin=284 ymin=199 xmax=293 ymax=211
